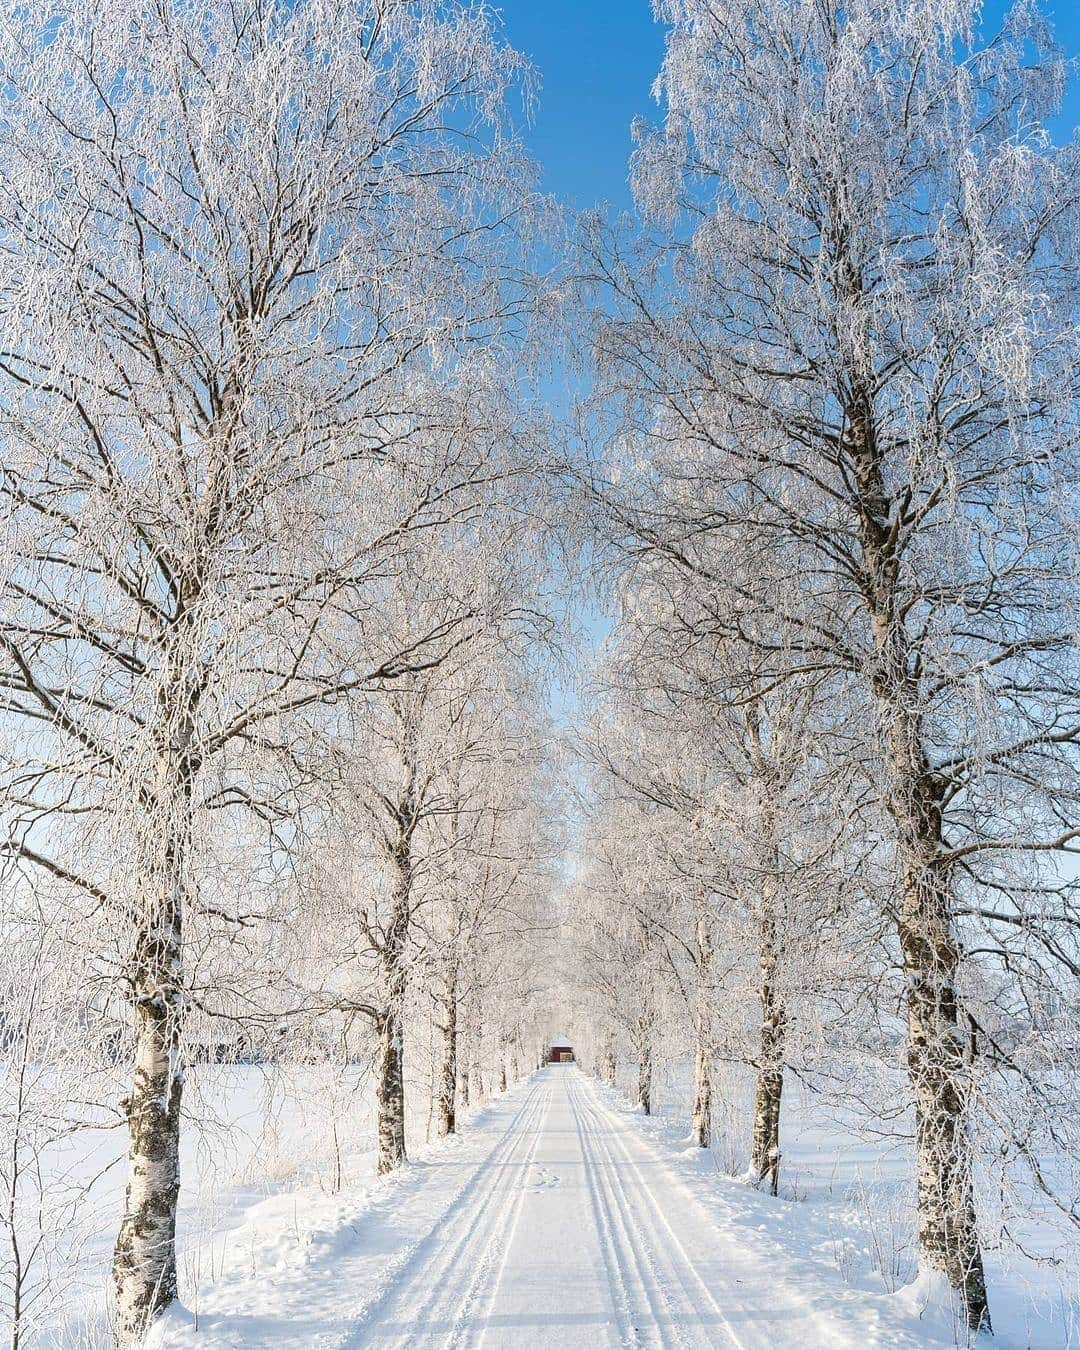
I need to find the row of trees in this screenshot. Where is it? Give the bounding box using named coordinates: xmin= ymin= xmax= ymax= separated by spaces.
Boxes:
xmin=564 ymin=0 xmax=1078 ymax=1336
xmin=0 ymin=0 xmax=1076 ymax=1344
xmin=0 ymin=2 xmax=559 ymax=1344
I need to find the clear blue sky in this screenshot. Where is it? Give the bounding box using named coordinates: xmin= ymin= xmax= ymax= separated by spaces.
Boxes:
xmin=497 ymin=0 xmax=1080 ymax=213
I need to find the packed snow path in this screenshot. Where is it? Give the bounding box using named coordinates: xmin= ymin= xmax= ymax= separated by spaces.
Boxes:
xmin=160 ymin=1068 xmax=947 ymax=1349
xmin=357 ymin=1068 xmax=786 ymax=1349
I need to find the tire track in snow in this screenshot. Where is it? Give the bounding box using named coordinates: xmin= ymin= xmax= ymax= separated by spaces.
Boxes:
xmin=564 ymin=1069 xmax=691 ymax=1344
xmin=348 ymin=1076 xmax=552 ymax=1348
xmin=467 ymin=1105 xmax=557 ymax=1350
xmin=575 ymin=1079 xmax=742 ymax=1348
xmin=569 ymin=1073 xmax=743 ymax=1350
xmin=442 ymin=1080 xmax=552 ymax=1350
xmin=566 ymin=1072 xmax=649 ymax=1348
xmin=579 ymin=1089 xmax=743 ymax=1348
xmin=357 ymin=1080 xmax=552 ymax=1346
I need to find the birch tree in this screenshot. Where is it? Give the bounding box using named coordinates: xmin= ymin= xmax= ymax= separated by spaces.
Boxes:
xmin=565 ymin=805 xmax=673 ymax=1116
xmin=580 ymin=565 xmax=854 ymax=1180
xmin=0 ymin=1 xmax=537 ymax=1339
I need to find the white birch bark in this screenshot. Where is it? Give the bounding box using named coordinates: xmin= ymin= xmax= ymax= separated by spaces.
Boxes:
xmin=376 ymin=835 xmax=411 ymax=1176
xmin=690 ymin=917 xmax=713 ymax=1149
xmin=603 ymin=1035 xmax=618 ymax=1089
xmin=635 ymin=1014 xmax=653 ymax=1116
xmin=847 ymin=385 xmax=989 ymax=1326
xmin=749 ymin=905 xmax=784 ymax=1195
xmin=436 ymin=963 xmax=458 ymax=1137
xmin=114 ymin=672 xmax=197 ymax=1346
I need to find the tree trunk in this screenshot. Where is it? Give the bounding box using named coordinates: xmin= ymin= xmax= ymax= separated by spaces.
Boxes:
xmin=691 ymin=1036 xmax=712 ymax=1150
xmin=376 ymin=840 xmax=410 ymax=1175
xmin=435 ymin=964 xmax=457 ymax=1137
xmin=113 ymin=705 xmax=194 ymax=1346
xmin=113 ymin=936 xmax=184 ymax=1347
xmin=847 ymin=384 xmax=989 ymax=1331
xmin=603 ymin=1036 xmax=617 ymax=1088
xmin=691 ymin=915 xmax=712 ymax=1148
xmin=897 ymin=844 xmax=987 ymax=1328
xmin=376 ymin=1003 xmax=406 ymax=1174
xmin=877 ymin=688 xmax=988 ymax=1327
xmin=750 ymin=908 xmax=784 ymax=1193
xmin=635 ymin=1017 xmax=652 ymax=1115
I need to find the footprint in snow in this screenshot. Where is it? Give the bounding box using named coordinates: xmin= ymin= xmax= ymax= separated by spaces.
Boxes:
xmin=525 ymin=1165 xmax=562 ymax=1191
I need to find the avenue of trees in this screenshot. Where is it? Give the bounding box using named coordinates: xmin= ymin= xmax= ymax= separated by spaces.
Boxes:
xmin=0 ymin=0 xmax=1075 ymax=1344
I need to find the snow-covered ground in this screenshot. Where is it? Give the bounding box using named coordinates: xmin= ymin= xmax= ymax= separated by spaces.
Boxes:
xmin=34 ymin=1062 xmax=386 ymax=1345
xmin=35 ymin=1061 xmax=1078 ymax=1347
xmin=625 ymin=1061 xmax=1077 ymax=1349
xmin=148 ymin=1066 xmax=921 ymax=1348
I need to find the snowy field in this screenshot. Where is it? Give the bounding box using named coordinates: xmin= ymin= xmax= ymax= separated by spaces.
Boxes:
xmin=30 ymin=1063 xmax=386 ymax=1345
xmin=32 ymin=1060 xmax=1078 ymax=1348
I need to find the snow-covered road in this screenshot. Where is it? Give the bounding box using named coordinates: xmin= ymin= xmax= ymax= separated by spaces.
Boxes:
xmin=355 ymin=1068 xmax=804 ymax=1349
xmin=153 ymin=1067 xmax=981 ymax=1349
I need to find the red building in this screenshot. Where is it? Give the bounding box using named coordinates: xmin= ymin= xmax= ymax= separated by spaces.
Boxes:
xmin=547 ymin=1044 xmax=574 ymax=1064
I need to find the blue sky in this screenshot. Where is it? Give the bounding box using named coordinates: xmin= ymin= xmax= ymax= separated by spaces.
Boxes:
xmin=497 ymin=0 xmax=1080 ymax=213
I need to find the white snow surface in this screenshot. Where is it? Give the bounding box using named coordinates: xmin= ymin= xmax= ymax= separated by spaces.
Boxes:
xmin=118 ymin=1066 xmax=1075 ymax=1349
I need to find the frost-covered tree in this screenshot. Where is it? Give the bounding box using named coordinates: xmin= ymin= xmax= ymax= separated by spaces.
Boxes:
xmin=417 ymin=661 xmax=556 ymax=1137
xmin=288 ymin=540 xmax=552 ymax=1172
xmin=564 ymin=801 xmax=675 ymax=1117
xmin=0 ymin=1 xmax=538 ymax=1339
xmin=576 ymin=564 xmax=856 ymax=1182
xmin=586 ymin=0 xmax=1079 ymax=1327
